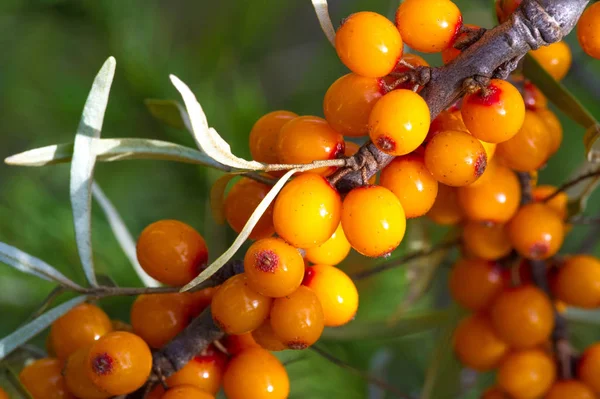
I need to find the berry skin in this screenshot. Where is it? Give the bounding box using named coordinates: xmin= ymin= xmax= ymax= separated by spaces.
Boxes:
xmin=523 ymin=81 xmax=548 ymax=111
xmin=166 ymin=347 xmax=227 ymax=395
xmin=579 ymin=343 xmax=600 ymax=393
xmin=530 ymin=41 xmax=572 ymax=81
xmin=368 ymin=89 xmax=431 ymax=156
xmin=223 ymin=333 xmax=260 ymax=355
xmin=131 ymin=293 xmax=191 ymax=348
xmin=341 ymin=185 xmax=406 ymax=257
xmin=249 ymin=111 xmax=298 ymax=165
xmin=426 ymin=184 xmax=464 ymax=225
xmin=64 ymin=347 xmax=110 ymax=399
xmin=0 ymin=389 xmax=8 ymax=399
xmin=188 ymin=287 xmax=218 ymax=318
xmin=461 ymin=222 xmax=512 ymax=260
xmin=490 ymin=285 xmax=554 ymax=349
xmin=497 ymin=349 xmax=556 ymax=399
xmin=224 ymin=178 xmax=275 ymax=240
xmin=481 ymin=386 xmax=510 ymax=399
xmin=211 ymin=274 xmax=272 ymax=335
xmin=244 ymin=237 xmax=304 ymax=298
xmin=537 ymin=108 xmax=563 ymax=156
xmin=161 ymin=386 xmax=215 ymax=399
xmin=578 ymin=3 xmax=600 ymax=59
xmin=270 ymin=286 xmax=325 ymax=349
xmin=545 ymin=380 xmax=595 ymax=399
xmin=424 ymin=130 xmax=487 ymax=187
xmin=86 ymin=331 xmax=152 ymax=395
xmin=19 ymin=358 xmax=75 ymax=399
xmin=495 ymin=0 xmax=522 ymax=23
xmin=304 ymin=223 xmax=351 ymax=266
xmin=251 ymin=319 xmax=288 ymax=351
xmin=449 ymin=258 xmax=506 ymax=311
xmin=553 ymin=255 xmax=600 ymax=308
xmin=50 ymin=303 xmax=113 ymax=361
xmin=532 ymin=185 xmax=567 ymax=219
xmin=223 ymin=348 xmax=289 ymax=399
xmin=335 ymin=12 xmax=403 ymax=78
xmin=395 ymin=0 xmax=462 ymax=53
xmin=507 ymin=203 xmax=565 ymax=260
xmin=453 ymin=314 xmax=508 ymax=371
xmin=323 ymin=74 xmax=384 ymax=137
xmin=136 ymin=220 xmax=208 ymax=286
xmin=303 ymin=264 xmax=359 ymax=327
xmin=380 ymin=154 xmax=439 ymax=218
xmin=461 ymin=79 xmax=525 ymax=143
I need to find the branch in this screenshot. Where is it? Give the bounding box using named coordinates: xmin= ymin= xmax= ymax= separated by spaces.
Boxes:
xmin=544 ymin=168 xmax=600 ymax=202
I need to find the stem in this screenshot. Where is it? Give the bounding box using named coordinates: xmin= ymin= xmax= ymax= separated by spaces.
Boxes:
xmin=516 ymin=172 xmax=534 ymax=205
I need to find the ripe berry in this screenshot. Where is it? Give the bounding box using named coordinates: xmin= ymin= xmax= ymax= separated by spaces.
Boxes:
xmin=273 ymin=173 xmax=342 ymax=248
xmin=251 ymin=319 xmax=287 ymax=351
xmin=441 ymin=24 xmax=479 ymax=64
xmin=335 ymin=12 xmax=402 ymax=78
xmin=161 ymin=386 xmax=215 ymax=399
xmin=270 ymin=285 xmax=324 ymax=349
xmin=223 ymin=333 xmax=260 ymax=355
xmin=166 ymin=347 xmax=227 ymax=395
xmin=578 ymin=2 xmax=600 ymax=59
xmin=530 ymin=41 xmax=572 ymax=81
xmin=523 ymin=81 xmax=548 ymax=111
xmin=579 ymin=343 xmax=600 ymax=393
xmin=341 ymin=185 xmax=406 ymax=257
xmin=136 ymin=220 xmax=208 ymax=286
xmin=507 ymin=203 xmax=565 ymax=260
xmin=553 ymin=255 xmax=600 ymax=308
xmin=532 ymin=185 xmax=567 ymax=219
xmin=497 ymin=349 xmax=556 ymax=399
xmin=64 ymin=347 xmax=110 ymax=399
xmin=495 ymin=0 xmax=522 ymax=23
xmin=426 ymin=184 xmax=464 ymax=225
xmin=490 ymin=285 xmax=554 ymax=348
xmin=395 ymin=0 xmax=462 ymax=53
xmin=449 ymin=258 xmax=506 ymax=311
xmin=537 ymin=108 xmax=563 ymax=156
xmin=368 ymin=89 xmax=431 ymax=156
xmin=304 ymin=223 xmax=351 ymax=266
xmin=244 ymin=237 xmax=304 ymax=298
xmin=224 ymin=178 xmax=275 ymax=240
xmin=380 ymin=154 xmax=438 ymax=218
xmin=19 ymin=358 xmax=74 ymax=399
xmin=211 ymin=274 xmax=272 ymax=335
xmin=188 ymin=287 xmax=217 ymax=318
xmin=461 ymin=79 xmax=525 ymax=143
xmin=0 ymin=388 xmax=8 ymax=399
xmin=131 ymin=293 xmax=191 ymax=348
xmin=482 ymin=386 xmax=510 ymax=399
xmin=453 ymin=313 xmax=508 ymax=371
xmin=427 ymin=109 xmax=468 ymax=139
xmin=545 ymin=380 xmax=595 ymax=399
xmin=461 ymin=222 xmax=512 ymax=260
xmin=384 ymin=54 xmax=430 ymax=91
xmin=249 ymin=111 xmax=298 ymax=165
xmin=50 ymin=303 xmax=112 ymax=360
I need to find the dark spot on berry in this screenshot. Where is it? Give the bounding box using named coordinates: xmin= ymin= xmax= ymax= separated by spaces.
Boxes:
xmin=468 ymin=83 xmax=502 ymax=106
xmin=302 ymin=267 xmax=316 ymax=286
xmin=376 ymin=135 xmax=396 ymax=153
xmin=193 ymin=251 xmax=209 ymax=276
xmin=450 ymin=15 xmax=464 ymax=46
xmin=331 ymin=141 xmax=345 ymax=160
xmin=287 ymin=341 xmax=308 ymax=350
xmin=255 ymin=249 xmax=279 ymax=273
xmin=92 ymin=353 xmax=114 ymax=376
xmin=474 ymin=152 xmax=487 ymax=178
xmin=529 ymin=242 xmax=549 ymax=258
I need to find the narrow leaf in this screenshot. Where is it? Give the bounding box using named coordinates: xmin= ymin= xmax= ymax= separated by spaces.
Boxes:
xmin=144 ymin=99 xmax=192 ymax=131
xmin=565 ymin=162 xmax=600 ymax=218
xmin=210 ymin=175 xmax=237 ymax=225
xmin=0 ymin=242 xmax=83 ymax=291
xmin=584 ymin=124 xmax=600 ymax=163
xmin=4 ymin=143 xmax=75 ymax=166
xmin=312 ymin=0 xmax=336 ymax=47
xmin=70 ymin=57 xmax=116 ymax=287
xmin=0 ymin=296 xmax=87 ymax=361
xmin=564 ymin=307 xmax=600 ymax=325
xmin=92 ymin=183 xmax=160 ymax=287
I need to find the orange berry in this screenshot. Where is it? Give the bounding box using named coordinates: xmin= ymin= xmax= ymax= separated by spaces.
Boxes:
xmin=50 ymin=303 xmax=113 ymax=361
xmin=461 ymin=79 xmax=525 ymax=143
xmin=131 ymin=293 xmax=191 ymax=348
xmin=495 ymin=0 xmax=522 ymax=23
xmin=19 ymin=358 xmax=74 ymax=399
xmin=223 ymin=348 xmax=289 ymax=399
xmin=579 ymin=343 xmax=600 ymax=393
xmin=161 ymin=385 xmax=215 ymax=399
xmin=0 ymin=388 xmax=8 ymax=399
xmin=507 ymin=203 xmax=565 ymax=260
xmin=167 ymin=347 xmax=227 ymax=395
xmin=530 ymin=41 xmax=572 ymax=81
xmin=270 ymin=286 xmax=324 ymax=349
xmin=223 ymin=333 xmax=260 ymax=355
xmin=424 ymin=130 xmax=487 ymax=187
xmin=537 ymin=108 xmax=563 ymax=156
xmin=384 ymin=54 xmax=430 ymax=91
xmin=523 ymin=81 xmax=548 ymax=111
xmin=249 ymin=111 xmax=298 ymax=165
xmin=224 ymin=178 xmax=274 ymax=240
xmin=211 ymin=274 xmax=272 ymax=335
xmin=553 ymin=255 xmax=600 ymax=308
xmin=251 ymin=319 xmax=287 ymax=351
xmin=453 ymin=313 xmax=508 ymax=371
xmin=578 ymin=2 xmax=600 ymax=59
xmin=481 ymin=386 xmax=510 ymax=399
xmin=335 ymin=12 xmax=403 ymax=78
xmin=380 ymin=154 xmax=438 ymax=218
xmin=244 ymin=237 xmax=304 ymax=298
xmin=304 ymin=223 xmax=351 ymax=266
xmin=323 ymin=73 xmax=384 ymax=137
xmin=497 ymin=349 xmax=556 ymax=399
xmin=490 ymin=285 xmax=554 ymax=348
xmin=64 ymin=347 xmax=110 ymax=399
xmin=426 ymin=109 xmax=468 ymax=141
xmin=341 ymin=185 xmax=406 ymax=257
xmin=369 ymin=89 xmax=431 ymax=156
xmin=395 ymin=0 xmax=462 ymax=53
xmin=303 ymin=264 xmax=359 ymax=327
xmin=441 ymin=24 xmax=479 ymax=64
xmin=147 ymin=385 xmax=166 ymax=399
xmin=136 ymin=220 xmax=208 ymax=286
xmin=462 ymin=222 xmax=512 ymax=260
xmin=449 ymin=258 xmax=506 ymax=311
xmin=532 ymin=185 xmax=567 ymax=219
xmin=188 ymin=287 xmax=218 ymax=318
xmin=546 ymin=380 xmax=595 ymax=399
xmin=86 ymin=332 xmax=152 ymax=395
xmin=426 ymin=184 xmax=464 ymax=225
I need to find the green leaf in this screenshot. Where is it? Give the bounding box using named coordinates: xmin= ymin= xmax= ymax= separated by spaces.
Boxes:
xmin=584 ymin=124 xmax=600 ymax=163
xmin=144 ymin=99 xmax=191 ymax=131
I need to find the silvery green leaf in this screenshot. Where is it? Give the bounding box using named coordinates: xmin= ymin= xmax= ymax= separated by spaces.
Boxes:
xmin=584 ymin=124 xmax=600 ymax=163
xmin=144 ymin=99 xmax=192 ymax=131
xmin=312 ymin=0 xmax=335 ymax=47
xmin=565 ymin=161 xmax=600 ymax=218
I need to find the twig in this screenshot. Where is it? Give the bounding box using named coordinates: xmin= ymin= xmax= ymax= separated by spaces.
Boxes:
xmin=516 ymin=172 xmax=534 ymax=205
xmin=543 ymin=168 xmax=600 ymax=202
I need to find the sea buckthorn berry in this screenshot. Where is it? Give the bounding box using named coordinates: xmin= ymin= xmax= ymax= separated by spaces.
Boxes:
xmin=532 ymin=185 xmax=567 ymax=220
xmin=249 ymin=111 xmax=298 ymax=165
xmin=50 ymin=303 xmax=112 ymax=361
xmin=166 ymin=347 xmax=227 ymax=395
xmin=131 ymin=293 xmax=191 ymax=348
xmin=424 ymin=130 xmax=487 ymax=187
xmin=341 ymin=185 xmax=406 ymax=257
xmin=270 ymin=286 xmax=324 ymax=349
xmin=546 ymin=380 xmax=595 ymax=399
xmin=161 ymin=385 xmax=215 ymax=399
xmin=323 ymin=74 xmax=384 ymax=137
xmin=461 ymin=79 xmax=525 ymax=143
xmin=495 ymin=0 xmax=522 ymax=23
xmin=579 ymin=343 xmax=600 ymax=393
xmin=64 ymin=347 xmax=110 ymax=399
xmin=304 ymin=223 xmax=351 ymax=266
xmin=368 ymin=89 xmax=431 ymax=156
xmin=224 ymin=333 xmax=260 ymax=355
xmin=453 ymin=314 xmax=508 ymax=371
xmin=507 ymin=203 xmax=565 ymax=260
xmin=0 ymin=388 xmax=8 ymax=399
xmin=252 ymin=319 xmax=287 ymax=351
xmin=578 ymin=3 xmax=600 ymax=59
xmin=86 ymin=331 xmax=152 ymax=395
xmin=449 ymin=258 xmax=505 ymax=311
xmin=457 ymin=163 xmax=521 ymax=224
xmin=553 ymin=255 xmax=600 ymax=308
xmin=482 ymin=386 xmax=510 ymax=399
xmin=188 ymin=287 xmax=218 ymax=318
xmin=395 ymin=0 xmax=462 ymax=53
xmin=530 ymin=41 xmax=572 ymax=81
xmin=244 ymin=237 xmax=304 ymax=297
xmin=136 ymin=220 xmax=208 ymax=286
xmin=441 ymin=24 xmax=479 ymax=64
xmin=427 ymin=109 xmax=468 ymax=140
xmin=490 ymin=285 xmax=554 ymax=348
xmin=384 ymin=54 xmax=430 ymax=91
xmin=211 ymin=274 xmax=272 ymax=335
xmin=523 ymin=81 xmax=548 ymax=111
xmin=426 ymin=184 xmax=464 ymax=225
xmin=380 ymin=154 xmax=438 ymax=218
xmin=224 ymin=178 xmax=275 ymax=240
xmin=537 ymin=108 xmax=563 ymax=156
xmin=335 ymin=12 xmax=402 ymax=78
xmin=497 ymin=349 xmax=556 ymax=399
xmin=223 ymin=348 xmax=289 ymax=399
xmin=465 ymin=156 xmax=499 ymax=188
xmin=462 ymin=222 xmax=512 ymax=260
xmin=303 ymin=264 xmax=359 ymax=327
xmin=19 ymin=358 xmax=74 ymax=399
xmin=273 ymin=173 xmax=342 ymax=248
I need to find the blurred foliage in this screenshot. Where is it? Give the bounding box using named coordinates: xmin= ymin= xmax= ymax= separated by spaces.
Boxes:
xmin=1 ymin=0 xmax=600 ymax=398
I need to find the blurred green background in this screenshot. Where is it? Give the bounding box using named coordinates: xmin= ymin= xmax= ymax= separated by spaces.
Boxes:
xmin=1 ymin=0 xmax=600 ymax=398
